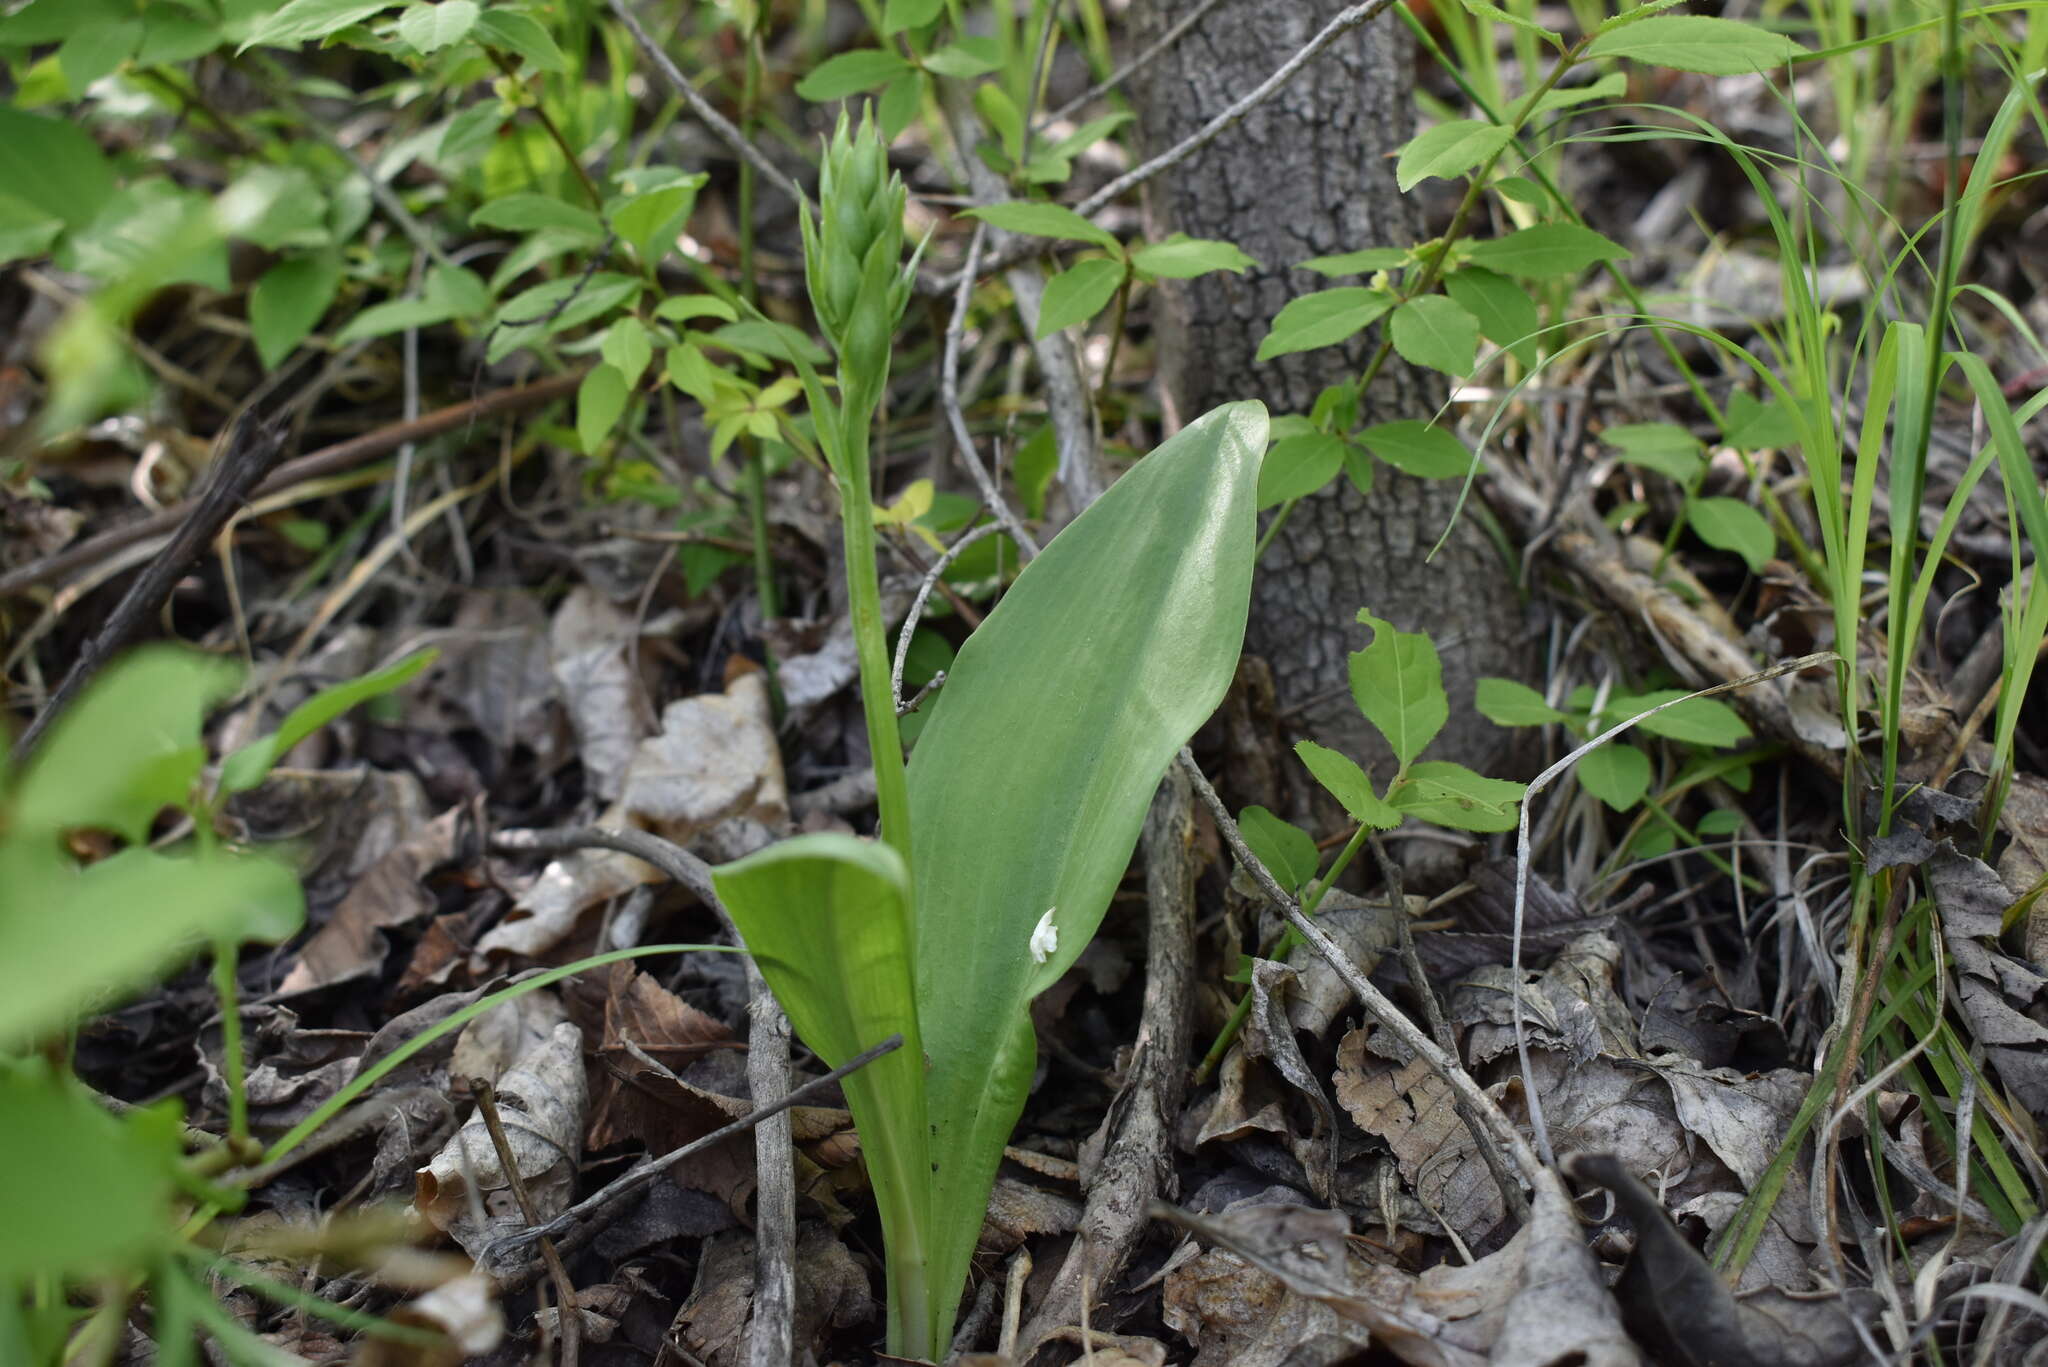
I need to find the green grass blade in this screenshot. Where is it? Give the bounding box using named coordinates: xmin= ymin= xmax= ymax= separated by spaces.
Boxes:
xmin=906 ymin=400 xmax=1267 ymax=1346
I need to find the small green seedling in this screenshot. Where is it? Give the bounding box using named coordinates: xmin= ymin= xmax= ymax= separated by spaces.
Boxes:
xmin=1475 ymin=674 xmax=1752 ymax=821
xmin=1201 ymin=615 xmax=1530 ymax=1082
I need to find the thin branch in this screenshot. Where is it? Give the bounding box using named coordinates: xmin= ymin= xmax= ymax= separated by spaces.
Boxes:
xmin=928 ymin=0 xmax=1400 ymax=295
xmin=605 ymin=0 xmax=813 ymax=216
xmin=0 ymin=374 xmax=584 ymax=600
xmin=482 ymin=1034 xmax=904 ymax=1258
xmin=473 ymin=1080 xmax=580 ymax=1367
xmin=892 ymin=522 xmax=1004 ymax=711
xmin=1175 ymin=748 xmax=1545 ymax=1189
xmin=1507 ymin=651 xmax=1835 ymax=1165
xmin=13 ymin=413 xmax=287 ymax=763
xmin=1036 ymin=0 xmax=1231 ymax=129
xmin=941 ymin=223 xmax=1041 ymax=561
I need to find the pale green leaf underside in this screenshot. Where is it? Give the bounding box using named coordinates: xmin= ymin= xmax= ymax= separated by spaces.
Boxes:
xmin=1349 ymin=611 xmax=1448 ymax=770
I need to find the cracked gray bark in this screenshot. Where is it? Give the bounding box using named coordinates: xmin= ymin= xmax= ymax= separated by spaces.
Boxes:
xmin=1128 ymin=0 xmax=1524 ymax=777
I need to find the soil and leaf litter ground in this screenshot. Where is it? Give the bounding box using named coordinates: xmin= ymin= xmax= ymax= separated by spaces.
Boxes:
xmin=6 ymin=0 xmax=2048 ymax=1363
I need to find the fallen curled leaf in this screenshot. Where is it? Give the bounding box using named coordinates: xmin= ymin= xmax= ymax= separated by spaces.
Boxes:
xmin=549 ymin=586 xmax=658 ymax=802
xmin=1567 ymin=1152 xmax=1867 ymax=1367
xmin=1930 ymin=847 xmax=2048 ymax=1124
xmin=280 ymin=805 xmax=469 ymax=994
xmin=416 ymin=1021 xmax=588 ymax=1279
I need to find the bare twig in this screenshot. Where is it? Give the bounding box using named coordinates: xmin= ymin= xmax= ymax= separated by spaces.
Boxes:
xmin=1373 ymin=831 xmax=1529 ymax=1227
xmin=604 ymin=0 xmax=812 ymax=216
xmin=473 ymin=1079 xmax=580 ymax=1367
xmin=744 ymin=964 xmax=795 ymax=1367
xmin=1018 ymin=766 xmax=1200 ymax=1353
xmin=0 ymin=373 xmax=583 ymax=600
xmin=1175 ymin=748 xmax=1544 ymax=1188
xmin=891 ymin=522 xmax=1005 ymax=711
xmin=1036 ymin=0 xmax=1232 ymax=128
xmin=1506 ymin=651 xmax=1835 ymax=1165
xmin=940 ymin=90 xmax=1106 ymax=517
xmin=941 ymin=223 xmax=1041 ymax=561
xmin=483 ymin=1034 xmax=904 ymax=1258
xmin=931 ymin=0 xmax=1401 ymax=294
xmin=12 ymin=412 xmax=287 ymax=763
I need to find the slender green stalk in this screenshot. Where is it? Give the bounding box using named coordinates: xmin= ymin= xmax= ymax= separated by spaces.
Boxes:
xmin=210 ymin=941 xmax=247 ymax=1149
xmin=835 ymin=416 xmax=913 ymax=863
xmin=1194 ymin=821 xmax=1372 ymax=1084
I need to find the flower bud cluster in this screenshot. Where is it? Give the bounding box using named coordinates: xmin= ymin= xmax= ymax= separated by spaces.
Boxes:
xmin=801 ymin=111 xmax=913 ymax=409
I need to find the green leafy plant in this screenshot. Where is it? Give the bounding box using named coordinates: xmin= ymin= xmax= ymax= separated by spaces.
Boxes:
xmin=0 ymin=642 xmax=440 ymax=1360
xmin=1203 ymin=615 xmax=1530 ymax=1079
xmin=701 ymin=104 xmax=1269 ymax=1361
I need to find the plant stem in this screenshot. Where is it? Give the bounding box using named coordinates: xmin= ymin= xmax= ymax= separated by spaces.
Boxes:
xmin=836 ymin=413 xmax=914 ymax=865
xmin=211 ymin=940 xmax=248 ymax=1148
xmin=1193 ymin=822 xmax=1371 ymax=1084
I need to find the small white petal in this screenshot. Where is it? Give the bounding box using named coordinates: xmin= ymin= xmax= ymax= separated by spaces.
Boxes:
xmin=1029 ymin=908 xmax=1059 ymax=964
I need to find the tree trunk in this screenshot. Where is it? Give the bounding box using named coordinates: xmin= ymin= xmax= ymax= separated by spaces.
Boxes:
xmin=1128 ymin=0 xmax=1524 ymax=782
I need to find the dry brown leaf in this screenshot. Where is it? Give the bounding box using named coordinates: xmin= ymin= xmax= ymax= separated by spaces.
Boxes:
xmin=549 ymin=585 xmax=657 ymax=802
xmin=280 ymin=805 xmax=468 ymax=994
xmin=416 ymin=1021 xmax=588 ymax=1277
xmin=448 ymin=991 xmax=568 ymax=1089
xmin=664 ymin=1227 xmax=872 ymax=1367
xmin=1930 ymin=848 xmax=2048 ymax=1123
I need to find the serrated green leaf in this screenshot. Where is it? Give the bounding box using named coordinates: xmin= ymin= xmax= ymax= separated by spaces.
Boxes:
xmin=1034 ymin=256 xmax=1125 ymax=337
xmin=796 ymin=48 xmax=911 ymax=100
xmin=1299 ymin=247 xmax=1408 ymax=275
xmin=1465 ymin=223 xmax=1630 ymax=278
xmin=1390 ymin=293 xmax=1481 ymax=376
xmin=1687 ymin=496 xmax=1774 ymax=571
xmin=907 ymin=402 xmax=1266 ymax=1350
xmin=1577 ymin=742 xmax=1650 ymax=810
xmin=1456 ymin=0 xmax=1560 ymax=40
xmin=1493 ymin=176 xmax=1545 ymax=207
xmin=1256 ymin=287 xmax=1394 ymax=361
xmin=1582 ymin=15 xmax=1808 ymax=75
xmin=13 ymin=645 xmax=240 ymax=842
xmin=1356 ymin=420 xmax=1472 ymax=478
xmin=1131 ymin=233 xmax=1256 ymax=279
xmin=1443 ymin=266 xmax=1539 ymax=367
xmin=1532 ymin=71 xmax=1627 ymax=115
xmin=1387 ymin=760 xmax=1524 ymax=831
xmin=1607 ymin=691 xmax=1753 ymax=747
xmin=218 ymin=649 xmax=437 ymax=794
xmin=249 ymin=252 xmax=343 ymax=369
xmin=240 ymin=0 xmax=390 ymax=50
xmin=1238 ymin=805 xmax=1321 ymax=891
xmin=1475 ymin=677 xmax=1565 ymax=727
xmin=1294 ymin=741 xmax=1401 ymax=829
xmin=877 ymin=70 xmax=923 ymax=141
xmin=1257 ymin=431 xmax=1345 ymax=507
xmin=706 ymin=318 xmax=829 ymax=366
xmin=471 ymin=8 xmax=566 ymax=70
xmin=0 ymin=1067 xmax=178 ymax=1278
xmin=396 ymin=0 xmax=476 ymax=53
xmin=486 ymin=273 xmax=642 ymax=363
xmin=1601 ymin=421 xmax=1702 ymax=481
xmin=1348 ymin=612 xmax=1447 ymax=770
xmin=962 ymin=200 xmax=1118 ymax=251
xmin=1397 ymin=119 xmax=1513 ymax=191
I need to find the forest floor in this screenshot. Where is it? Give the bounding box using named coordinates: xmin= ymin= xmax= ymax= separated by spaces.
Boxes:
xmin=7 ymin=4 xmax=2048 ymax=1365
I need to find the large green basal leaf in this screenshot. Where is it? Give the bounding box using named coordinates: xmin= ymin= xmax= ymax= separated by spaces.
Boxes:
xmin=709 ymin=834 xmax=933 ymax=1355
xmin=906 ymin=400 xmax=1267 ymax=1343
